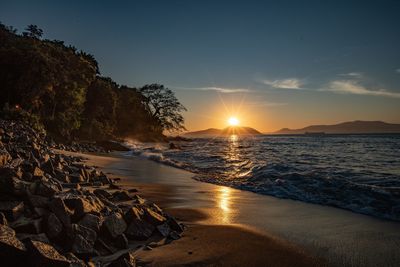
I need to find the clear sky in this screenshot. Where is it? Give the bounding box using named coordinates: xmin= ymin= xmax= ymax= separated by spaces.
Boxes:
xmin=1 ymin=0 xmax=400 ymax=132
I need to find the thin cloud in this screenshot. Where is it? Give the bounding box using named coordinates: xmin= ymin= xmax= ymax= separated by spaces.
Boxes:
xmin=248 ymin=101 xmax=287 ymax=107
xmin=173 ymin=86 xmax=251 ymax=93
xmin=198 ymin=87 xmax=251 ymax=93
xmin=339 ymin=72 xmax=362 ymax=78
xmin=261 ymin=78 xmax=303 ymax=89
xmin=326 ymin=80 xmax=400 ymax=98
xmin=396 ymin=69 xmax=400 ymax=74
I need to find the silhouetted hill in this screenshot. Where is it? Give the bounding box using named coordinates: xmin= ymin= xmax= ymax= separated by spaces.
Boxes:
xmin=275 ymin=121 xmax=400 ymax=134
xmin=185 ymin=126 xmax=262 ymax=137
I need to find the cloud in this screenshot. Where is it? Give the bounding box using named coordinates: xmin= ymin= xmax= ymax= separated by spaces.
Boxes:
xmin=197 ymin=87 xmax=251 ymax=93
xmin=248 ymin=101 xmax=287 ymax=107
xmin=396 ymin=69 xmax=400 ymax=74
xmin=339 ymin=72 xmax=362 ymax=78
xmin=172 ymin=86 xmax=251 ymax=93
xmin=261 ymin=78 xmax=303 ymax=89
xmin=326 ymin=80 xmax=400 ymax=98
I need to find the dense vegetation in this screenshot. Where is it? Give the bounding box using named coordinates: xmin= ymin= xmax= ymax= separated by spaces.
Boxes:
xmin=0 ymin=23 xmax=186 ymax=141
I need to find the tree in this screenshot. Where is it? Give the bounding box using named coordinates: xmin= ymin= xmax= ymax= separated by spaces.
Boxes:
xmin=140 ymin=84 xmax=187 ymax=132
xmin=23 ymin=24 xmax=43 ymax=39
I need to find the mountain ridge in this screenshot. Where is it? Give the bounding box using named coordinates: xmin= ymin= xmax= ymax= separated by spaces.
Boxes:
xmin=275 ymin=120 xmax=400 ymax=134
xmin=185 ymin=126 xmax=262 ymax=137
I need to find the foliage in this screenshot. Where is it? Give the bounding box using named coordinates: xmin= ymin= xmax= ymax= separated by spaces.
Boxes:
xmin=0 ymin=22 xmax=186 ymax=141
xmin=140 ymin=84 xmax=187 ymax=132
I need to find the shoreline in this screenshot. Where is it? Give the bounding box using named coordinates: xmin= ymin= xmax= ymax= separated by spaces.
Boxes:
xmin=62 ymin=150 xmax=400 ymax=267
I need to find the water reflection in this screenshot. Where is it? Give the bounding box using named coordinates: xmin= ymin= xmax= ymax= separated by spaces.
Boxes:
xmin=216 ymin=186 xmax=233 ymax=223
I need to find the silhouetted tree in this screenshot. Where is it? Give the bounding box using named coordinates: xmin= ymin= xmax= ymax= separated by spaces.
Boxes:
xmin=140 ymin=84 xmax=187 ymax=132
xmin=22 ymin=24 xmax=43 ymax=39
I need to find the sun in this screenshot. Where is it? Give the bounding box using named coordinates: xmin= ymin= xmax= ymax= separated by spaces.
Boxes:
xmin=228 ymin=117 xmax=240 ymax=126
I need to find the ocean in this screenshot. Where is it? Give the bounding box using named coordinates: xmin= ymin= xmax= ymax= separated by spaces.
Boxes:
xmin=125 ymin=134 xmax=400 ymax=221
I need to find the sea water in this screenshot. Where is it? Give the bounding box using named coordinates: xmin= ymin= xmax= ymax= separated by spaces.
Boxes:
xmin=125 ymin=134 xmax=400 ymax=221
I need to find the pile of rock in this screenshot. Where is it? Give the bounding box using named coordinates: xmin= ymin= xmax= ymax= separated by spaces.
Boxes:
xmin=50 ymin=141 xmax=109 ymax=154
xmin=0 ymin=120 xmax=183 ymax=266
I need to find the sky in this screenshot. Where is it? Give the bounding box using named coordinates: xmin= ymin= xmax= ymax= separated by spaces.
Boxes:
xmin=1 ymin=0 xmax=400 ymax=132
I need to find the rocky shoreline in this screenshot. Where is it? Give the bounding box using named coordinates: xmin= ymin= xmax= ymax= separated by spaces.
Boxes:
xmin=0 ymin=120 xmax=184 ymax=267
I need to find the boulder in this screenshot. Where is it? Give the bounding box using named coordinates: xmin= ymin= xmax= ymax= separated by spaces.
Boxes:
xmin=71 ymin=224 xmax=97 ymax=255
xmin=102 ymin=212 xmax=127 ymax=239
xmin=48 ymin=198 xmax=73 ymax=228
xmin=65 ymin=252 xmax=87 ymax=267
xmin=156 ymin=222 xmax=171 ymax=237
xmin=0 ymin=148 xmax=11 ymax=167
xmin=125 ymin=219 xmax=155 ymax=240
xmin=0 ymin=168 xmax=31 ymax=196
xmin=0 ymin=201 xmax=24 ymax=221
xmin=112 ymin=190 xmax=132 ymax=201
xmin=109 ymin=251 xmax=136 ymax=267
xmin=0 ymin=224 xmax=27 ymax=265
xmin=78 ymin=214 xmax=102 ymax=233
xmin=93 ymin=188 xmax=112 ymax=199
xmin=27 ymin=194 xmax=49 ymax=208
xmin=32 ymin=167 xmax=44 ymax=180
xmin=27 ymin=240 xmax=70 ymax=267
xmin=35 ymin=180 xmax=61 ymax=198
xmin=143 ymin=208 xmax=166 ymax=225
xmin=46 ymin=213 xmax=63 ymax=239
xmin=0 ymin=212 xmax=8 ymax=225
xmin=124 ymin=206 xmax=143 ymax=223
xmin=69 ymin=173 xmax=84 ymax=183
xmin=10 ymin=216 xmax=42 ymax=234
xmin=17 ymin=233 xmax=50 ymax=244
xmin=64 ymin=195 xmax=104 ymax=220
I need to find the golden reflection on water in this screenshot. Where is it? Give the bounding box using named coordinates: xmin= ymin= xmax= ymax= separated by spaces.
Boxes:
xmin=217 ymin=186 xmax=233 ymax=223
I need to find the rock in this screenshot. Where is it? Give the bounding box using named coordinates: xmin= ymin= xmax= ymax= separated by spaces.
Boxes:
xmin=111 ymin=233 xmax=128 ymax=249
xmin=102 ymin=212 xmax=127 ymax=239
xmin=70 ymin=173 xmax=84 ymax=183
xmin=109 ymin=251 xmax=136 ymax=267
xmin=93 ymin=188 xmax=112 ymax=199
xmin=0 ymin=201 xmax=24 ymax=221
xmin=32 ymin=167 xmax=44 ymax=180
xmin=78 ymin=214 xmax=102 ymax=233
xmin=0 ymin=212 xmax=8 ymax=225
xmin=17 ymin=233 xmax=50 ymax=244
xmin=10 ymin=216 xmax=42 ymax=234
xmin=112 ymin=191 xmax=132 ymax=201
xmin=64 ymin=195 xmax=104 ymax=220
xmin=127 ymin=188 xmax=138 ymax=193
xmin=48 ymin=198 xmax=73 ymax=228
xmin=125 ymin=219 xmax=155 ymax=240
xmin=124 ymin=207 xmax=143 ymax=223
xmin=27 ymin=240 xmax=70 ymax=267
xmin=35 ymin=180 xmax=60 ymax=198
xmin=169 ymin=231 xmax=181 ymax=240
xmin=132 ymin=195 xmax=145 ymax=205
xmin=156 ymin=222 xmax=171 ymax=237
xmin=0 ymin=148 xmax=11 ymax=166
xmin=167 ymin=217 xmax=184 ymax=233
xmin=27 ymin=194 xmax=49 ymax=208
xmin=46 ymin=213 xmax=63 ymax=239
xmin=143 ymin=208 xmax=166 ymax=225
xmin=65 ymin=252 xmax=87 ymax=267
xmin=0 ymin=224 xmax=27 ymax=265
xmin=71 ymin=224 xmax=97 ymax=255
xmin=0 ymin=168 xmax=31 ymax=196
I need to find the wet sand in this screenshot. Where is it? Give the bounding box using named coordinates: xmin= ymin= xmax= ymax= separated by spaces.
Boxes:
xmin=60 ymin=150 xmax=400 ymax=267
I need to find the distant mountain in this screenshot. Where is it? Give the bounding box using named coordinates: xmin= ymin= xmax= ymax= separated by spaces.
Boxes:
xmin=275 ymin=121 xmax=400 ymax=134
xmin=185 ymin=126 xmax=262 ymax=137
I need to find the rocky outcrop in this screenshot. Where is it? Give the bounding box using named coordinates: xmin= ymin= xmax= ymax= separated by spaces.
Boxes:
xmin=0 ymin=120 xmax=184 ymax=266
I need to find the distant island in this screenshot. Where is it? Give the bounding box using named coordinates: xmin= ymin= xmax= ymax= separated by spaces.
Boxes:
xmin=275 ymin=121 xmax=400 ymax=134
xmin=185 ymin=126 xmax=262 ymax=137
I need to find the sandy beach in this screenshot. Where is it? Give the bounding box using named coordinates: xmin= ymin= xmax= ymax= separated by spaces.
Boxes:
xmin=61 ymin=150 xmax=400 ymax=267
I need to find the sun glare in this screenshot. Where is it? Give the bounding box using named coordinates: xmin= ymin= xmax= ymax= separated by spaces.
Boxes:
xmin=228 ymin=117 xmax=240 ymax=126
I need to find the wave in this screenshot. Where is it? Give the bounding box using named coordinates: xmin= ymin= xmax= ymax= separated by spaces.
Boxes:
xmin=123 ymin=136 xmax=400 ymax=221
